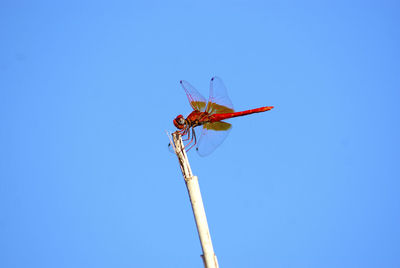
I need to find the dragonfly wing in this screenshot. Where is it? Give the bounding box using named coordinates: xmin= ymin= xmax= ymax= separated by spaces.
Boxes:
xmin=206 ymin=76 xmax=234 ymax=115
xmin=180 ymin=80 xmax=207 ymax=112
xmin=196 ymin=121 xmax=232 ymax=156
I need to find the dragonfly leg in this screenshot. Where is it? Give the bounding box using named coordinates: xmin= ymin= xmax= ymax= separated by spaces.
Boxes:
xmin=182 ymin=128 xmax=194 ymax=151
xmin=174 ymin=127 xmax=193 ymax=154
xmin=185 ymin=128 xmax=197 ymax=152
xmin=182 ymin=127 xmax=191 ymax=142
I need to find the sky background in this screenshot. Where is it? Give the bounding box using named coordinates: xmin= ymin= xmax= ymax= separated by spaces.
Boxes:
xmin=1 ymin=0 xmax=399 ymax=267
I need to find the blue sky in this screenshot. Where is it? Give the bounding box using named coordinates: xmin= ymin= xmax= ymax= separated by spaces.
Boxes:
xmin=1 ymin=0 xmax=399 ymax=267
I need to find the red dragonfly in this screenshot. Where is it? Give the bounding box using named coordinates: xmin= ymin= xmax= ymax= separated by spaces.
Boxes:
xmin=173 ymin=77 xmax=273 ymax=156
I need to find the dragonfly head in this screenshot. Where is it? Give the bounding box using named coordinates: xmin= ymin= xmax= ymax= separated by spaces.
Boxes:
xmin=173 ymin=115 xmax=186 ymax=129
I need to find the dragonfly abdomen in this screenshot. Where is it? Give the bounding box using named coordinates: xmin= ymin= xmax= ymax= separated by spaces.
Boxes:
xmin=210 ymin=106 xmax=274 ymax=122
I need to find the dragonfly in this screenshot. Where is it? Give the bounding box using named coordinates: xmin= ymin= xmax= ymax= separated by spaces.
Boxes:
xmin=172 ymin=76 xmax=274 ymax=156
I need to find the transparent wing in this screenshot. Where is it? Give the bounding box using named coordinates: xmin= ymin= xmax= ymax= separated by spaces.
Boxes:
xmin=180 ymin=80 xmax=207 ymax=112
xmin=196 ymin=121 xmax=232 ymax=156
xmin=206 ymin=76 xmax=235 ymax=115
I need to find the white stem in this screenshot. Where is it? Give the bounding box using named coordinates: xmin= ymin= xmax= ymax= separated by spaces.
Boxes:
xmin=172 ymin=132 xmax=219 ymax=268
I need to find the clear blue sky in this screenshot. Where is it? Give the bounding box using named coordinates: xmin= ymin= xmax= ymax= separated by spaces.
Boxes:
xmin=1 ymin=0 xmax=399 ymax=267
